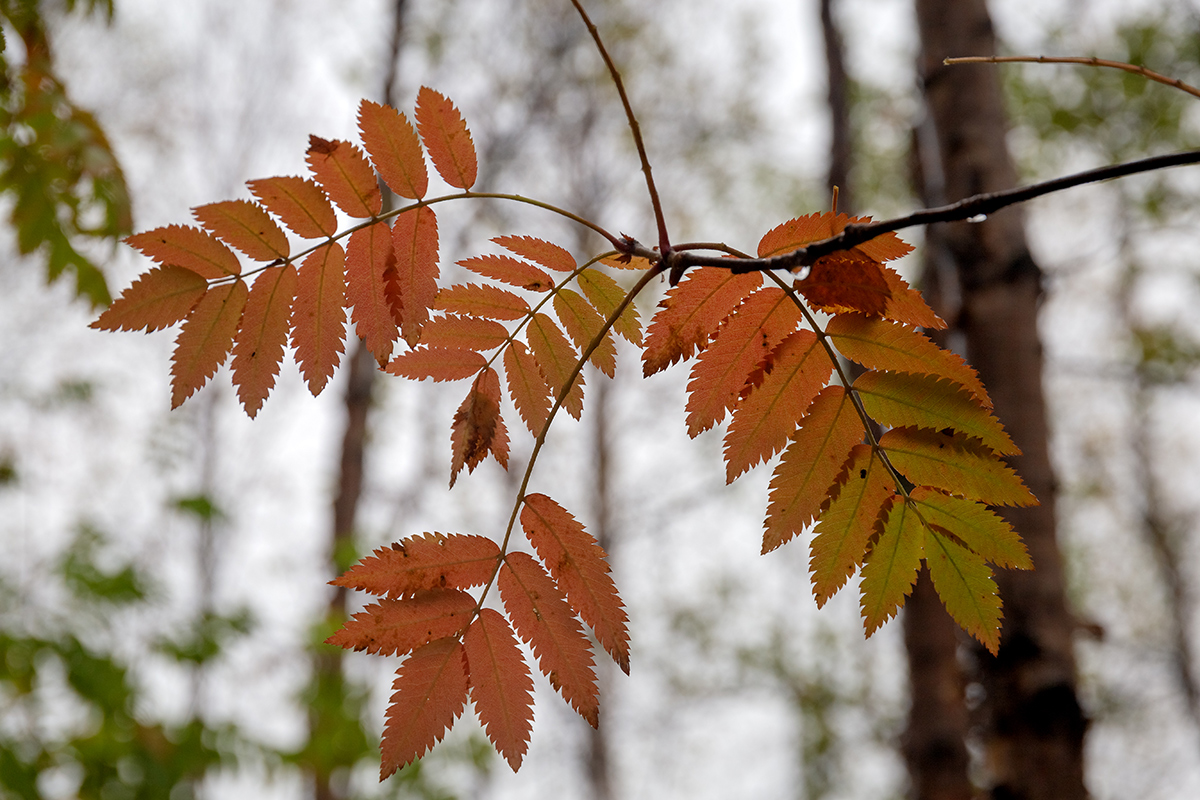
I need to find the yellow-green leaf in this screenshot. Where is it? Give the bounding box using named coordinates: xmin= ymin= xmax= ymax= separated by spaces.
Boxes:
xmin=880 ymin=427 xmax=1037 ymax=508
xmin=925 ymin=529 xmax=1002 ymax=655
xmin=860 ymin=496 xmax=925 ymax=636
xmin=910 ymin=487 xmax=1032 ymax=570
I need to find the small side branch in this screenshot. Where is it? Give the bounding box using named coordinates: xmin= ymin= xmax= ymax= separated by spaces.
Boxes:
xmin=948 ymin=55 xmax=1200 ymax=102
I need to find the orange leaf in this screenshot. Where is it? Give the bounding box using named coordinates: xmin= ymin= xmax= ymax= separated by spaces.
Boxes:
xmin=126 ymin=225 xmax=240 ymax=279
xmin=576 ymin=268 xmax=642 ymax=346
xmin=757 ymin=212 xmax=913 ymax=263
xmin=332 ymin=533 xmax=501 ymax=598
xmin=306 ymin=135 xmax=381 ymax=218
xmin=499 ymin=552 xmax=599 ymax=726
xmin=859 ymin=496 xmax=925 ymax=636
xmin=381 ymin=637 xmax=469 ymax=778
xmin=503 ymin=340 xmax=552 ymax=436
xmin=553 ymin=288 xmax=618 ymax=378
xmin=527 ymin=313 xmax=585 ymax=420
xmin=436 ymin=283 xmax=530 ymax=321
xmin=290 ymin=242 xmax=347 ymax=396
xmin=880 ymin=266 xmax=945 ymax=330
xmin=809 ymin=444 xmax=895 ymax=607
xmin=387 ymin=346 xmax=486 ymax=382
xmin=494 ymin=235 xmax=576 ymax=273
xmin=91 ymin=266 xmax=207 ymax=333
xmin=599 ymin=253 xmax=654 ymax=271
xmin=723 ymin=330 xmax=833 ymax=481
xmin=415 ymin=87 xmax=477 ymax=190
xmin=450 ymin=367 xmax=509 ymax=487
xmin=247 ymin=175 xmax=337 ymax=239
xmin=642 ymin=267 xmax=762 ymax=376
xmin=392 ymin=206 xmax=440 ymax=345
xmin=231 ymin=264 xmax=297 ymax=417
xmin=346 ymin=221 xmax=400 ymax=364
xmin=827 ymin=314 xmax=988 ymax=407
xmin=762 ymin=386 xmax=863 ymax=553
xmin=193 ymin=199 xmax=289 ymax=262
xmin=880 ymin=427 xmax=1037 ymax=507
xmin=325 ymin=589 xmax=475 ymax=657
xmin=797 ymin=251 xmax=891 ymax=317
xmin=521 ymin=494 xmax=630 ymax=673
xmin=684 ymin=287 xmax=802 ymax=436
xmin=463 ymin=609 xmax=534 ymax=771
xmin=419 ymin=315 xmax=510 ymax=352
xmin=458 ymin=254 xmax=553 ymax=292
xmin=170 ymin=279 xmax=248 ymax=408
xmin=358 ymin=99 xmax=428 ymax=200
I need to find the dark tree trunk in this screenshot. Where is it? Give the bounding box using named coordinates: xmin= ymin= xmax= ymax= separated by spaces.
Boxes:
xmin=912 ymin=1 xmax=1088 ymax=798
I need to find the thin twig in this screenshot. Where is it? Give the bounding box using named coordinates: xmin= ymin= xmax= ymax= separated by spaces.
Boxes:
xmin=947 ymin=55 xmax=1200 ymax=102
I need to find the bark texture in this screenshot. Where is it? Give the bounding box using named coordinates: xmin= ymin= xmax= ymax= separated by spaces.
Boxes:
xmin=913 ymin=2 xmax=1088 ymax=799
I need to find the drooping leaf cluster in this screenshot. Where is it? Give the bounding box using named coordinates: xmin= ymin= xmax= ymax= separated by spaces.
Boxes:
xmin=96 ymin=88 xmax=1033 ymax=775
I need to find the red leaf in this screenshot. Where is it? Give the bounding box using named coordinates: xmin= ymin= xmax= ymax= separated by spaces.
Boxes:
xmin=231 ymin=264 xmax=298 ymax=417
xmin=450 ymin=367 xmax=509 ymax=487
xmin=797 ymin=251 xmax=891 ymax=317
xmin=193 ymin=199 xmax=289 ymax=262
xmin=459 ymin=254 xmax=554 ymax=292
xmin=499 ymin=552 xmax=599 ymax=726
xmin=757 ymin=212 xmax=912 ymax=263
xmin=387 ymin=347 xmax=487 ymax=382
xmin=463 ymin=609 xmax=534 ymax=771
xmin=332 ymin=533 xmax=501 ymax=598
xmin=170 ymin=279 xmax=248 ymax=408
xmin=642 ymin=267 xmax=762 ymax=376
xmin=494 ymin=235 xmax=576 ymax=273
xmin=527 ymin=313 xmax=585 ymax=420
xmin=247 ymin=176 xmax=337 ymax=239
xmin=380 ymin=638 xmax=469 ymax=778
xmin=91 ymin=266 xmax=207 ymax=333
xmin=306 ymin=135 xmax=381 ymax=218
xmin=419 ymin=315 xmax=510 ymax=352
xmin=435 ymin=283 xmax=529 ymax=321
xmin=346 ymin=221 xmax=400 ymax=364
xmin=415 ymin=87 xmax=478 ymax=190
xmin=290 ymin=242 xmax=347 ymax=396
xmin=126 ymin=225 xmax=240 ymax=279
xmin=504 ymin=340 xmax=552 ymax=436
xmin=325 ymin=589 xmax=475 ymax=657
xmin=392 ymin=206 xmax=440 ymax=345
xmin=521 ymin=494 xmax=630 ymax=673
xmin=358 ymin=99 xmax=428 ymax=200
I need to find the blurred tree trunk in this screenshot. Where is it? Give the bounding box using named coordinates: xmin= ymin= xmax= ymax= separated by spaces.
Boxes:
xmin=912 ymin=1 xmax=1088 ymax=799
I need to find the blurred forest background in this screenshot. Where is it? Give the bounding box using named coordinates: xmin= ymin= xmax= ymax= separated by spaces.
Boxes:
xmin=3 ymin=0 xmax=1200 ymax=798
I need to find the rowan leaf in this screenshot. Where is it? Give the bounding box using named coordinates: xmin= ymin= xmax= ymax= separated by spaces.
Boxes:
xmin=231 ymin=264 xmax=297 ymax=417
xmin=463 ymin=609 xmax=534 ymax=771
xmin=879 ymin=266 xmax=945 ymax=330
xmin=553 ymin=288 xmax=618 ymax=378
xmin=332 ymin=532 xmax=501 ymax=599
xmin=827 ymin=314 xmax=989 ymax=407
xmin=386 ymin=347 xmax=486 ymax=382
xmin=494 ymin=235 xmax=576 ymax=273
xmin=91 ymin=266 xmax=207 ymax=332
xmin=723 ymin=330 xmax=833 ymax=481
xmin=290 ymin=242 xmax=347 ymax=396
xmin=436 ymin=283 xmax=530 ymax=321
xmin=762 ymin=386 xmax=863 ymax=553
xmin=247 ymin=176 xmax=337 ymax=239
xmin=459 ymin=254 xmax=553 ymax=292
xmin=684 ymin=287 xmax=802 ymax=436
xmin=325 ymin=589 xmax=475 ymax=657
xmin=797 ymin=250 xmax=891 ymax=317
xmin=880 ymin=427 xmax=1037 ymax=507
xmin=521 ymin=494 xmax=630 ymax=673
xmin=392 ymin=206 xmax=440 ymax=345
xmin=450 ymin=367 xmax=509 ymax=487
xmin=853 ymin=371 xmax=1017 ymax=455
xmin=126 ymin=225 xmax=240 ymax=279
xmin=809 ymin=444 xmax=895 ymax=607
xmin=859 ymin=496 xmax=925 ymax=636
xmin=504 ymin=340 xmax=552 ymax=436
xmin=527 ymin=313 xmax=585 ymax=420
xmin=925 ymin=529 xmax=1002 ymax=655
xmin=576 ymin=268 xmax=642 ymax=346
xmin=757 ymin=212 xmax=912 ymax=263
xmin=499 ymin=552 xmax=599 ymax=727
xmin=306 ymin=135 xmax=381 ymax=218
xmin=419 ymin=314 xmax=510 ymax=352
xmin=358 ymin=99 xmax=428 ymax=200
xmin=192 ymin=199 xmax=289 ymax=262
xmin=642 ymin=267 xmax=761 ymax=376
xmin=380 ymin=637 xmax=469 ymax=779
xmin=346 ymin=221 xmax=400 ymax=364
xmin=909 ymin=487 xmax=1031 ymax=570
xmin=170 ymin=279 xmax=248 ymax=408
xmin=415 ymin=87 xmax=477 ymax=190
